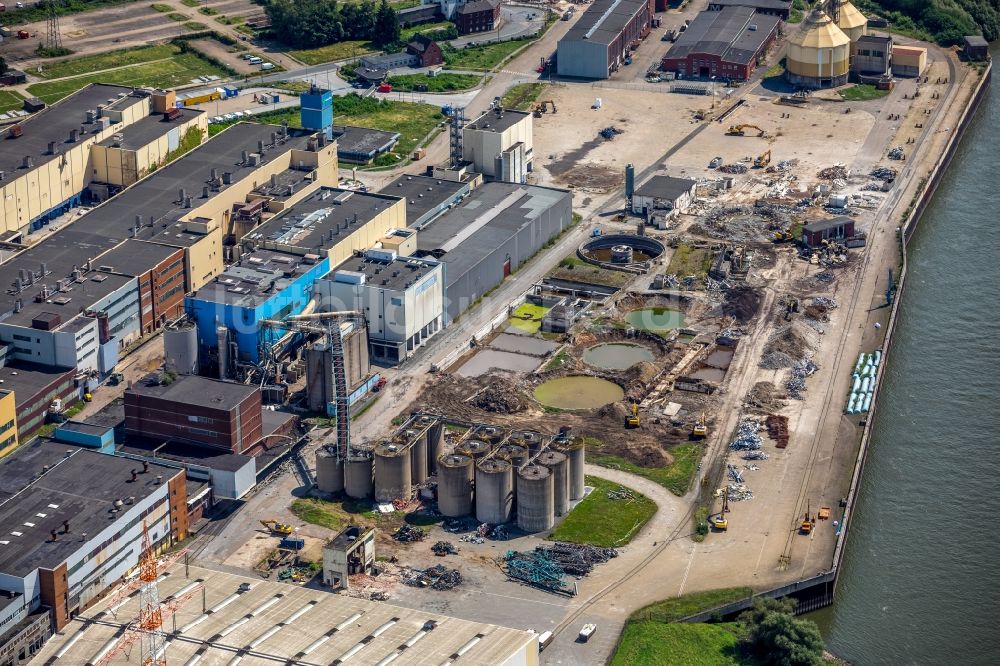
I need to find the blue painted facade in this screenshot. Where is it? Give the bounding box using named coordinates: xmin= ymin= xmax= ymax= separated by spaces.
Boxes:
xmin=325 ymin=372 xmax=381 ymax=418
xmin=185 ymin=257 xmax=331 ymax=363
xmin=30 ymin=193 xmax=84 ymax=232
xmin=300 ymin=87 xmax=334 ymax=134
xmin=53 ymin=423 xmax=116 ymax=453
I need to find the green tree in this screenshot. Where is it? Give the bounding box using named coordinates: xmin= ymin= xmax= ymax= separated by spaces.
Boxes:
xmin=373 ymin=0 xmax=400 ymax=47
xmin=738 ymin=597 xmax=824 ymax=666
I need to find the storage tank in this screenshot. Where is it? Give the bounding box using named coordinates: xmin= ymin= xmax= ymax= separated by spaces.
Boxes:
xmin=426 ymin=419 xmax=445 ymax=474
xmin=554 ymin=439 xmax=586 ymax=501
xmin=786 ymin=9 xmax=851 ymax=89
xmin=512 ymin=430 xmax=543 ymax=454
xmin=516 ymin=465 xmax=554 ymax=532
xmin=344 ymin=453 xmax=374 ymax=499
xmin=374 ymin=443 xmax=412 ymax=502
xmin=315 ymin=445 xmax=345 ymax=494
xmin=437 ymin=454 xmax=474 ymax=517
xmin=164 ymin=320 xmax=198 ymax=375
xmin=475 ymin=459 xmax=513 ymax=524
xmin=495 ymin=444 xmax=528 ymax=469
xmin=403 ymin=430 xmax=427 ymax=484
xmin=537 ymin=450 xmax=570 ymax=516
xmin=834 ymin=0 xmax=868 ymax=55
xmin=458 ymin=439 xmax=492 ymax=460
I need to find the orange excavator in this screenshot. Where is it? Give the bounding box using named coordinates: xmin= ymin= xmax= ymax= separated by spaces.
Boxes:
xmin=799 ymin=501 xmax=815 ymax=535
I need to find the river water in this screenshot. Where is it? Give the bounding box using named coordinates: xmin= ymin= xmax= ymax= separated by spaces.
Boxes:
xmin=813 ymin=55 xmax=1000 ymax=664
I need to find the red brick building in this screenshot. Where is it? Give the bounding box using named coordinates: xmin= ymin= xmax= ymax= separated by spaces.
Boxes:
xmin=124 ymin=373 xmax=263 ymax=454
xmin=456 ymin=0 xmax=501 ymax=34
xmin=406 ymin=35 xmax=445 ymax=67
xmin=660 ymin=6 xmax=780 ymax=82
xmin=94 ymin=239 xmax=187 ymax=335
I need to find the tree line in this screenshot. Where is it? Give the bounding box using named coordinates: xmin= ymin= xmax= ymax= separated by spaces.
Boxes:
xmin=265 ymin=0 xmax=401 ymax=50
xmin=859 ymin=0 xmax=999 ymax=44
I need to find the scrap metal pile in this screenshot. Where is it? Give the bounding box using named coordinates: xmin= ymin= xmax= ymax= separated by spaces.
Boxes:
xmin=729 ymin=417 xmax=763 ymax=451
xmin=431 ymin=541 xmax=458 ymax=556
xmin=888 ymin=146 xmax=905 ymax=160
xmin=393 ymin=525 xmax=426 ymax=543
xmin=728 ymin=463 xmax=745 ymax=483
xmin=402 ymin=564 xmax=463 ymax=590
xmin=719 ymin=163 xmax=748 ymax=174
xmin=504 ymin=542 xmax=617 ymax=594
xmin=599 ymin=126 xmax=624 ymax=140
xmin=786 ymin=357 xmax=819 ymax=399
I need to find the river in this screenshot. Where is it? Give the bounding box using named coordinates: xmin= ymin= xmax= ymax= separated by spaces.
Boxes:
xmin=812 ymin=51 xmax=1000 ymax=664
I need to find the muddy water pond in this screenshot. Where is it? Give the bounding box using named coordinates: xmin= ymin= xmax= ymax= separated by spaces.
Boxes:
xmin=534 ymin=376 xmax=624 ymax=410
xmin=583 ymin=343 xmax=654 ymax=370
xmin=703 ymin=349 xmax=735 ymax=368
xmin=626 ymin=307 xmax=685 ymax=332
xmin=687 ymin=366 xmax=727 ymax=382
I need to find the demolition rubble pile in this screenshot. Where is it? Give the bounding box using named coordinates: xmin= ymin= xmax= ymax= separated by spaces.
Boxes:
xmin=729 ymin=417 xmax=763 ymax=451
xmin=431 ymin=541 xmax=458 ymax=556
xmin=887 ymin=146 xmax=905 ymax=160
xmin=393 ymin=525 xmax=426 ymax=543
xmin=470 ymin=379 xmax=524 ymax=413
xmin=786 ymin=357 xmax=819 ymax=399
xmin=745 ymin=381 xmax=784 ymax=411
xmin=402 ymin=564 xmax=463 ymax=590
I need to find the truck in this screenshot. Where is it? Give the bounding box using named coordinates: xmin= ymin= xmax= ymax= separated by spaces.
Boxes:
xmin=537 ymin=631 xmax=554 ymax=651
xmin=578 ymin=623 xmax=597 ymax=642
xmin=377 ymin=83 xmax=392 ymax=93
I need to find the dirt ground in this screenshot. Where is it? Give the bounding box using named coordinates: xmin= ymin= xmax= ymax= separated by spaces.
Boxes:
xmin=188 ymin=37 xmax=257 ymax=75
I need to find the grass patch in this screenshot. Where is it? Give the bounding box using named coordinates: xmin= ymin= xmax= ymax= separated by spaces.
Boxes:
xmin=26 ymin=45 xmax=227 ymax=104
xmin=838 ymin=84 xmax=890 ymax=101
xmin=666 ymin=243 xmax=713 ymax=280
xmin=613 ymin=621 xmax=753 ymax=666
xmin=400 ymin=20 xmax=454 ymax=42
xmin=508 ymin=302 xmax=549 ymax=334
xmin=288 ymin=41 xmax=374 ymax=65
xmin=271 ymin=80 xmax=313 ymax=95
xmin=692 ymin=506 xmax=710 ymax=542
xmin=549 ymin=476 xmax=656 ymax=547
xmin=180 ymin=0 xmax=200 ymax=6
xmin=630 ymin=587 xmax=753 ymax=623
xmin=386 ymin=72 xmax=481 ymax=92
xmin=763 ymin=58 xmax=785 ymax=79
xmin=352 ymin=394 xmax=381 ymax=419
xmin=35 ymin=45 xmax=74 ymax=58
xmin=185 ymin=21 xmax=207 ymax=30
xmin=214 ymin=15 xmax=245 ymax=25
xmin=787 ymin=8 xmax=803 ymax=23
xmin=198 ymin=6 xmax=218 ymax=15
xmin=501 ymin=82 xmax=546 ymax=110
xmin=33 ymin=44 xmax=179 ymax=80
xmin=167 ymin=12 xmax=189 ymax=21
xmin=291 ymin=496 xmax=417 ymax=533
xmin=150 ymin=3 xmax=172 ymax=11
xmin=590 ymin=443 xmax=702 ymax=496
xmin=0 ymin=90 xmax=25 ymax=115
xmin=290 ymin=498 xmax=345 ymax=530
xmin=163 ymin=126 xmax=204 ymax=165
xmin=442 ymin=37 xmax=533 ymax=71
xmin=545 ymin=348 xmax=570 ymax=371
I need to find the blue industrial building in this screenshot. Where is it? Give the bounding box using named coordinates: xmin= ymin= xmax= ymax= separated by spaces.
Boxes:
xmin=185 ymin=249 xmax=330 ymax=365
xmin=300 ymin=85 xmax=334 ymax=137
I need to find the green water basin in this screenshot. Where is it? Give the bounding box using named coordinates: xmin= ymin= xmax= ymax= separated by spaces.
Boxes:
xmin=534 ymin=376 xmax=624 ymax=410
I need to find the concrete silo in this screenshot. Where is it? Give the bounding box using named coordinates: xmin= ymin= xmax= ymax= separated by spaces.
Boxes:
xmin=374 ymin=443 xmax=412 ymax=502
xmin=458 ymin=439 xmax=492 ymax=461
xmin=495 ymin=444 xmax=528 ymax=469
xmin=344 ymin=452 xmax=374 ymax=499
xmin=536 ymin=450 xmax=570 ymax=517
xmin=315 ymin=445 xmax=345 ymax=494
xmin=516 ymin=465 xmax=554 ymax=533
xmin=554 ymin=438 xmax=586 ymax=501
xmin=475 ymin=458 xmax=514 ymax=524
xmin=786 ymin=9 xmax=851 ymax=89
xmin=437 ymin=454 xmax=474 ymax=517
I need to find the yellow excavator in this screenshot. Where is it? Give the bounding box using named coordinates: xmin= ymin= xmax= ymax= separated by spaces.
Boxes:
xmin=261 ymin=519 xmax=293 ymax=536
xmin=692 ymin=412 xmax=708 ymax=439
xmin=799 ymin=501 xmax=815 ymax=535
xmin=753 ymin=150 xmax=772 ymax=168
xmin=726 ymin=124 xmax=765 ymax=137
xmin=625 ymin=403 xmax=641 ymax=428
xmin=711 ymin=491 xmax=730 ymax=531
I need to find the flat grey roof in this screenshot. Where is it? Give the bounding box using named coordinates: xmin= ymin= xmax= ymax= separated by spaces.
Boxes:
xmin=635 ymin=174 xmax=696 ymax=200
xmin=249 ymin=187 xmax=401 ymax=254
xmin=326 ymin=253 xmax=438 ymax=292
xmin=964 ymin=35 xmax=989 ymax=46
xmin=415 ymin=183 xmax=569 ymax=289
xmin=708 ymin=0 xmax=790 ymax=11
xmin=0 ymin=439 xmax=179 ymax=576
xmin=0 ymin=123 xmax=318 ymax=330
xmin=333 ymin=125 xmax=400 ymax=159
xmin=92 ymin=239 xmax=180 ymax=277
xmin=0 ymin=361 xmax=74 ymax=407
xmin=0 ymin=84 xmax=142 ymax=176
xmin=561 ymin=0 xmax=649 ymax=47
xmin=466 ymin=108 xmax=530 ymax=133
xmin=668 ymin=6 xmax=780 ymax=66
xmin=127 ymin=372 xmax=257 ymax=410
xmin=251 ymin=168 xmax=313 ymax=201
xmin=382 ymin=174 xmax=468 ymax=227
xmin=119 ymin=437 xmax=253 ymax=473
xmin=33 ymin=564 xmax=537 ymax=665
xmin=97 ymin=107 xmax=203 ymax=150
xmin=804 ymin=216 xmax=853 ymax=232
xmin=189 ymin=248 xmax=318 ymax=306
xmin=858 ymin=34 xmax=892 ymax=45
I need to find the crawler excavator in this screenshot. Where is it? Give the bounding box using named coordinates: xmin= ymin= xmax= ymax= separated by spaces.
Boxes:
xmin=726 ymin=124 xmax=765 ymax=137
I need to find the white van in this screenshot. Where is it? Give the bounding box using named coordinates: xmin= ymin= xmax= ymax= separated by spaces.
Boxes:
xmin=248 ymin=56 xmax=263 ymax=65
xmin=260 ymin=62 xmax=274 ymax=71
xmin=537 ymin=631 xmax=553 ymax=651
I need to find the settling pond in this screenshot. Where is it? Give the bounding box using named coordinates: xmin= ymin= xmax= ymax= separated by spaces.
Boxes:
xmin=534 ymin=376 xmax=624 ymax=410
xmin=583 ymin=343 xmax=654 ymax=370
xmin=626 ymin=307 xmax=685 ymax=333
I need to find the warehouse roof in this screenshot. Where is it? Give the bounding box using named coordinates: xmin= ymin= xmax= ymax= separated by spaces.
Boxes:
xmin=457 ymin=0 xmax=499 ymax=15
xmin=0 ymin=123 xmax=319 ymax=329
xmin=0 ymin=84 xmax=143 ymax=176
xmin=803 ymin=216 xmax=853 ymax=232
xmin=0 ymin=439 xmax=179 ymax=576
xmin=562 ymin=0 xmax=650 ymax=47
xmin=634 ymin=174 xmax=696 ymax=201
xmin=415 ymin=183 xmax=569 ymax=288
xmin=189 ymin=248 xmax=321 ymax=306
xmin=383 ymin=174 xmax=469 ymax=227
xmin=465 ymin=108 xmax=531 ymax=133
xmin=964 ymin=35 xmax=989 ymax=47
xmin=332 ymin=125 xmax=400 ymax=160
xmin=249 ymin=187 xmax=401 ymax=254
xmin=92 ymin=239 xmax=181 ymax=277
xmin=119 ymin=437 xmax=254 ymax=473
xmin=327 ymin=252 xmax=440 ymax=292
xmin=708 ymin=0 xmax=790 ymax=12
xmin=0 ymin=362 xmax=75 ymax=408
xmin=32 ymin=564 xmax=537 ymax=665
xmin=127 ymin=372 xmax=258 ymax=410
xmin=668 ymin=6 xmax=780 ymax=66
xmin=97 ymin=107 xmax=203 ymax=150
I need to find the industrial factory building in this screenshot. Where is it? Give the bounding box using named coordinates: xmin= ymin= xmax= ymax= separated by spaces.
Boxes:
xmin=706 ymin=0 xmax=791 ymax=20
xmin=661 ymin=6 xmax=780 ymax=81
xmin=316 ymin=249 xmax=445 ymax=364
xmin=382 ymin=173 xmax=473 ymax=228
xmin=0 ymin=362 xmax=77 ymax=443
xmin=0 ymin=85 xmax=206 ymax=238
xmin=556 ymin=0 xmax=655 ymax=79
xmin=462 ymin=107 xmax=533 ymax=183
xmin=412 ymin=182 xmax=572 ymax=322
xmin=32 ymin=564 xmax=539 ymax=666
xmin=631 ymin=174 xmax=697 ymax=216
xmin=786 ymin=1 xmax=870 ymax=88
xmin=0 ymin=440 xmax=187 ymax=636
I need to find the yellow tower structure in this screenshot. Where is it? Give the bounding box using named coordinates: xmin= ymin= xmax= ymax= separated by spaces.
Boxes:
xmin=834 ymin=0 xmax=868 ymax=58
xmin=786 ymin=8 xmax=852 ymax=89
